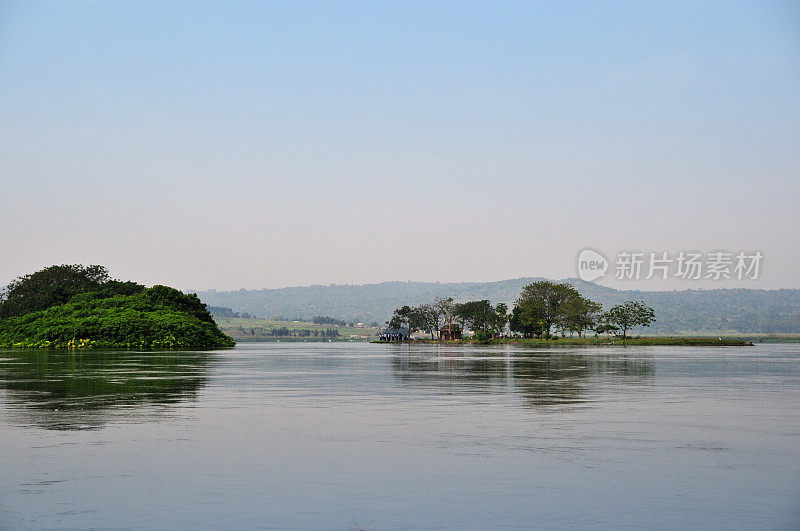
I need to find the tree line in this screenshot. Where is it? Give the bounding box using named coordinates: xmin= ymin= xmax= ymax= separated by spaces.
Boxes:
xmin=232 ymin=326 xmax=341 ymax=338
xmin=266 ymin=327 xmax=340 ymax=338
xmin=312 ymin=316 xmax=348 ymax=326
xmin=388 ymin=280 xmax=655 ymax=340
xmin=208 ymin=305 xmax=255 ymax=319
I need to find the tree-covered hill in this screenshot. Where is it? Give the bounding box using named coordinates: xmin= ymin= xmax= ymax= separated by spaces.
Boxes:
xmin=0 ymin=265 xmax=234 ymax=349
xmin=196 ymin=278 xmax=800 ymax=335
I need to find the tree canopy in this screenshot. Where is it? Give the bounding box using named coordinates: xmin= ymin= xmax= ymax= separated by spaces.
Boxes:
xmin=600 ymin=301 xmax=656 ymax=338
xmin=514 ymin=281 xmax=579 ymax=338
xmin=558 ymin=295 xmax=603 ymax=338
xmin=453 ymin=300 xmax=508 ymax=339
xmin=0 ymin=264 xmax=132 ymax=319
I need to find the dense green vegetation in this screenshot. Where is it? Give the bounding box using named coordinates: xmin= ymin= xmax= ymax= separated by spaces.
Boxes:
xmin=0 ymin=265 xmax=234 ymax=349
xmin=196 ymin=278 xmax=800 ymax=334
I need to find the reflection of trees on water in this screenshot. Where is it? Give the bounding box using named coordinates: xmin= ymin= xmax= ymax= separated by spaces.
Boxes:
xmin=0 ymin=350 xmax=212 ymax=430
xmin=391 ymin=350 xmax=655 ymax=409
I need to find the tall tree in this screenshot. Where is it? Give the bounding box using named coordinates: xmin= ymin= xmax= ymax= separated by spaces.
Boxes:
xmin=387 ymin=305 xmax=413 ymax=331
xmin=454 ymin=300 xmax=495 ymax=337
xmin=509 ymin=305 xmax=544 ymax=338
xmin=406 ymin=305 xmax=432 ymax=338
xmin=560 ymin=295 xmax=602 ymax=337
xmin=432 ymin=297 xmax=455 ymax=329
xmin=493 ymin=303 xmax=509 ymax=337
xmin=514 ymin=281 xmax=579 ymax=339
xmin=412 ymin=304 xmax=440 ymax=339
xmin=601 ymin=301 xmax=656 ymax=339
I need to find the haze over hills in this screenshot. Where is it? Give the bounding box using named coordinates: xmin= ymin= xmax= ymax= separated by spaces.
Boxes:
xmin=196 ymin=278 xmax=800 ymax=335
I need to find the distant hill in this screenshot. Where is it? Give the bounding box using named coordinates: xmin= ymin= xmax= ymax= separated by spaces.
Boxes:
xmin=196 ymin=278 xmax=800 ymax=334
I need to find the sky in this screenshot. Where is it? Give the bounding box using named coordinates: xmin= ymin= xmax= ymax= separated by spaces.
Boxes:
xmin=1 ymin=1 xmax=799 ymax=291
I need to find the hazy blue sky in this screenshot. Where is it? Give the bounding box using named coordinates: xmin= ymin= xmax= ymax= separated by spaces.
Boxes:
xmin=2 ymin=1 xmax=799 ymax=290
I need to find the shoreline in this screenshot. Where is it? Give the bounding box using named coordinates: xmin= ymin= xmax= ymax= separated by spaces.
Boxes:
xmin=373 ymin=337 xmax=755 ymax=346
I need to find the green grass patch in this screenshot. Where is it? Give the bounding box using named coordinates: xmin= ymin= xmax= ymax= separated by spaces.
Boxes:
xmin=214 ymin=317 xmax=379 ymax=341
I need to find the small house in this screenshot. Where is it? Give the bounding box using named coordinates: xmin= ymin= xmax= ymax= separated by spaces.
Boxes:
xmin=439 ymin=323 xmax=462 ymax=340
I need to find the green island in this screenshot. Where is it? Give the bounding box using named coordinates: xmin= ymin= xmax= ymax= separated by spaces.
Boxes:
xmin=0 ymin=265 xmax=234 ymax=349
xmin=378 ymin=280 xmax=754 ymax=346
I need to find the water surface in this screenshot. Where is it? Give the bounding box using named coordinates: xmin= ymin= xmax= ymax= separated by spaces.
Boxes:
xmin=1 ymin=343 xmax=798 ymax=529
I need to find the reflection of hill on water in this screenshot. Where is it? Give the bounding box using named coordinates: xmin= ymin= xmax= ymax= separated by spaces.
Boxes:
xmin=0 ymin=350 xmax=212 ymax=430
xmin=391 ymin=350 xmax=655 ymax=409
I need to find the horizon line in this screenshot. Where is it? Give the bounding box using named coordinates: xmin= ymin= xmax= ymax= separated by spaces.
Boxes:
xmin=190 ymin=277 xmax=799 ymax=294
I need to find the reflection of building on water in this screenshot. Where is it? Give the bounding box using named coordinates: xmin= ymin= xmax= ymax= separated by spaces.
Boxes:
xmin=0 ymin=350 xmax=211 ymax=430
xmin=391 ymin=350 xmax=654 ymax=409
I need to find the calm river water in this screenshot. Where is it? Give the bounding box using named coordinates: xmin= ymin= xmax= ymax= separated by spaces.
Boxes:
xmin=0 ymin=342 xmax=798 ymax=529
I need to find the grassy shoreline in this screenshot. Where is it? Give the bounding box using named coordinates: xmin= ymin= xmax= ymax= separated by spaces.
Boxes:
xmin=374 ymin=337 xmax=755 ymax=346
